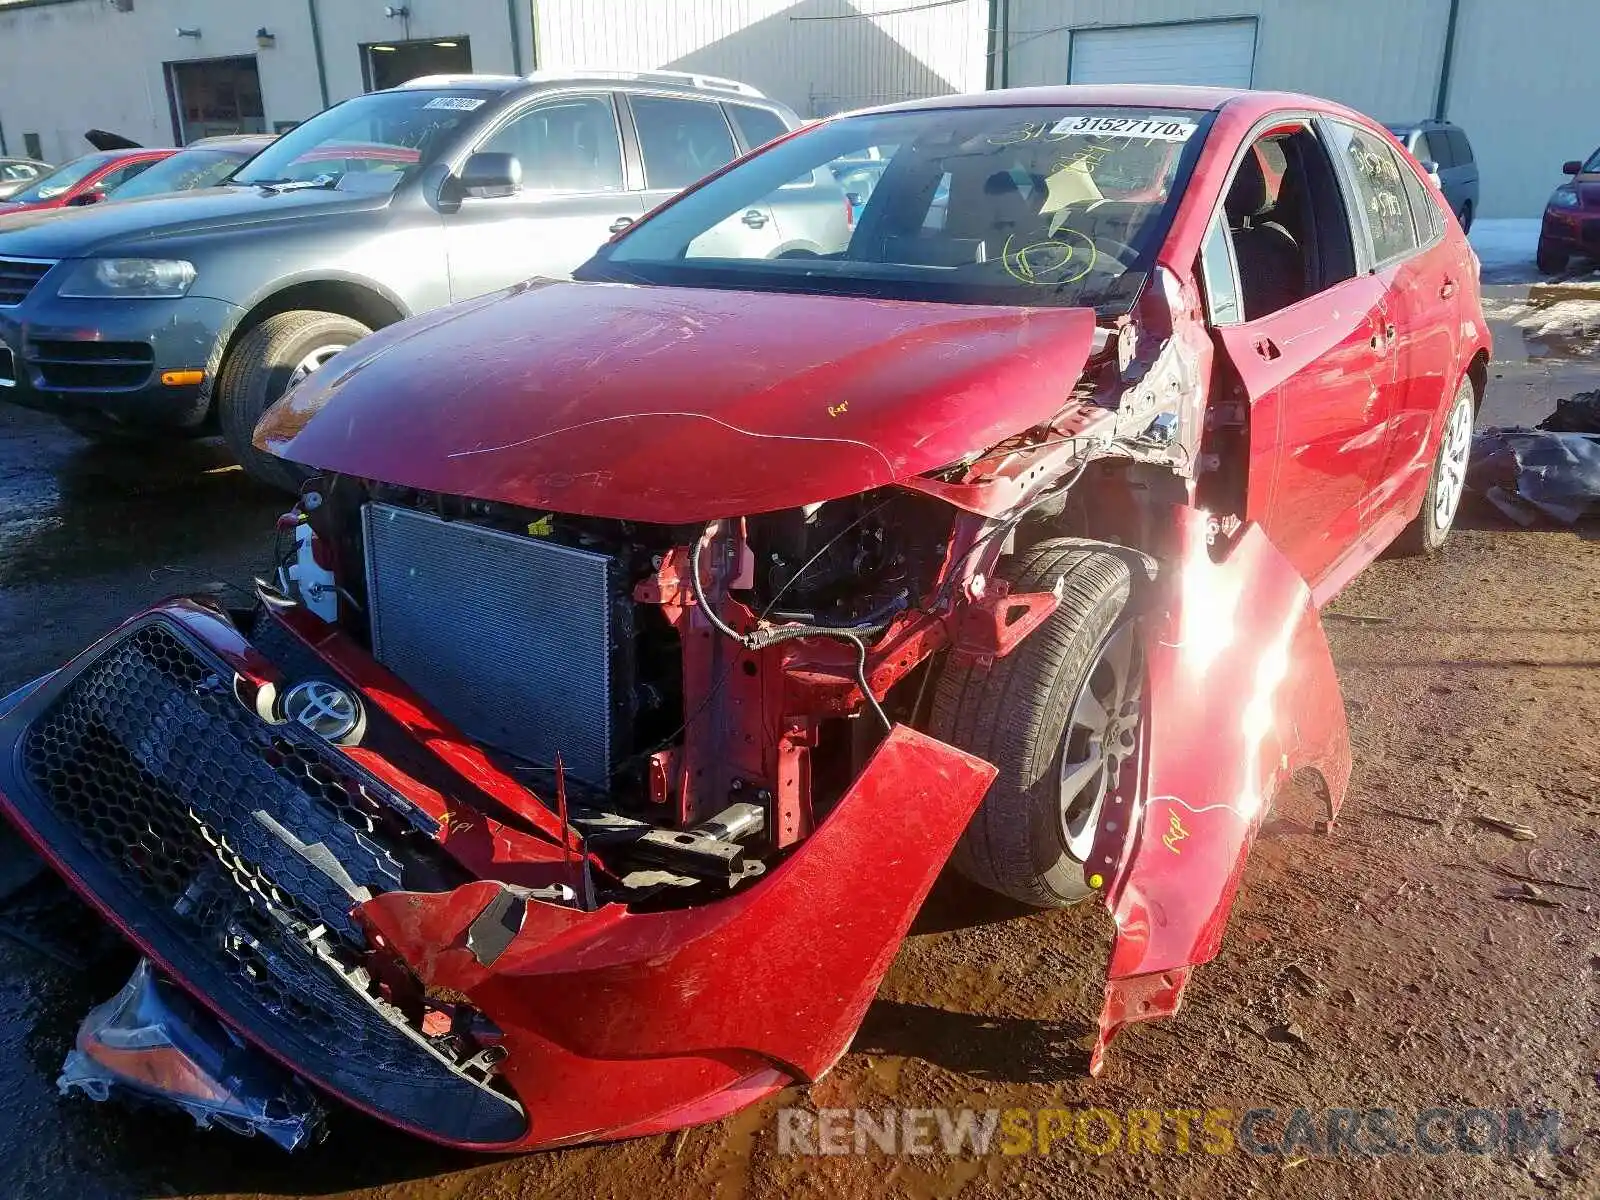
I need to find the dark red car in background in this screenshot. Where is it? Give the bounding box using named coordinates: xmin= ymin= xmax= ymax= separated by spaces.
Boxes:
xmin=0 ymin=85 xmax=1489 ymax=1153
xmin=1538 ymin=146 xmax=1600 ymax=274
xmin=0 ymin=147 xmax=173 ymax=215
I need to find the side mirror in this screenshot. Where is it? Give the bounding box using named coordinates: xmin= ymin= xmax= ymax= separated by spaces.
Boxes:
xmin=1563 ymin=160 xmax=1584 ymax=176
xmin=67 ymin=191 xmax=104 ymax=207
xmin=456 ymin=151 xmax=521 ymax=200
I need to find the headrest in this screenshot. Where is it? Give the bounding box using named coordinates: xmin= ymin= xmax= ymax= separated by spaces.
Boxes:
xmin=1226 ymin=141 xmax=1289 ymax=222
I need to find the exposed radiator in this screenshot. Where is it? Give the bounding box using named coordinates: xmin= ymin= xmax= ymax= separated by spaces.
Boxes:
xmin=361 ymin=503 xmax=622 ymax=786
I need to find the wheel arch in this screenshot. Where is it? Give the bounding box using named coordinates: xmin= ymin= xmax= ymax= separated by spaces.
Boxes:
xmin=201 ymin=274 xmax=411 ymax=417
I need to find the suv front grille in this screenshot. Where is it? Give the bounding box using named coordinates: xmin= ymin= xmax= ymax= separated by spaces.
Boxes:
xmin=0 ymin=257 xmax=53 ymax=307
xmin=5 ymin=619 xmax=527 ymax=1146
xmin=29 ymin=339 xmax=154 ymax=391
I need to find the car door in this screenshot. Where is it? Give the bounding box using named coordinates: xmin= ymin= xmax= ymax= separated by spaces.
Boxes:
xmin=441 ymin=91 xmax=644 ymax=301
xmin=1203 ymin=124 xmax=1397 ymax=596
xmin=624 ymin=92 xmax=782 ymax=258
xmin=1326 ymin=120 xmax=1460 ymax=531
xmin=1416 ymin=129 xmax=1459 ymax=212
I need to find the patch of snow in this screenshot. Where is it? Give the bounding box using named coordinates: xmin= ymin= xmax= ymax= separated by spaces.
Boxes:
xmin=1469 ymin=219 xmax=1541 ymax=272
xmin=1518 ymin=298 xmax=1600 ymax=343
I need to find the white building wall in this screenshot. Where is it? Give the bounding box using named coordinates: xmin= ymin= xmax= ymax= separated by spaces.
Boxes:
xmin=533 ymin=0 xmax=988 ymax=116
xmin=0 ymin=0 xmax=981 ymax=166
xmin=0 ymin=0 xmax=536 ymax=162
xmin=998 ymin=0 xmax=1600 ymax=217
xmin=1446 ymin=0 xmax=1600 ymax=218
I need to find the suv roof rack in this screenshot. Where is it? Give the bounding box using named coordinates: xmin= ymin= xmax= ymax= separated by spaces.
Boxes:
xmin=398 ymin=74 xmax=524 ymax=89
xmin=524 ymin=67 xmax=766 ymax=99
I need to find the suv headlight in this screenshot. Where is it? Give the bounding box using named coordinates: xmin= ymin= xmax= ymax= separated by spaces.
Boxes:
xmin=1549 ymin=185 xmax=1581 ymax=210
xmin=58 ymin=258 xmax=196 ymax=298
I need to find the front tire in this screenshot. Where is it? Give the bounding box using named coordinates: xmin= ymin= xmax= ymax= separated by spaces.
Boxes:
xmin=1393 ymin=374 xmax=1475 ymax=557
xmin=930 ymin=540 xmax=1140 ymax=908
xmin=1536 ymin=241 xmax=1568 ymax=276
xmin=217 ymin=310 xmax=370 ymax=491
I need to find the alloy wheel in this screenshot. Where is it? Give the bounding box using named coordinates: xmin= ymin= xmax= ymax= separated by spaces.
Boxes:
xmin=1434 ymin=391 xmax=1474 ymax=532
xmin=1059 ymin=622 xmax=1141 ymax=862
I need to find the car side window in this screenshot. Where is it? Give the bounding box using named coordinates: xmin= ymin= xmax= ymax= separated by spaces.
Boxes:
xmin=477 ymin=93 xmax=624 ymax=193
xmin=1328 ymin=123 xmax=1419 ymax=265
xmin=1446 ymin=129 xmax=1473 ymax=167
xmin=1421 ymin=131 xmax=1454 ymax=169
xmin=726 ymin=104 xmax=789 ymax=152
xmin=1398 ymin=158 xmax=1444 ymax=244
xmin=1199 ymin=211 xmax=1244 ymax=325
xmin=630 ymin=95 xmax=738 ymax=190
xmin=1218 ymin=125 xmax=1358 ymax=322
xmin=93 ymin=160 xmax=155 ymax=194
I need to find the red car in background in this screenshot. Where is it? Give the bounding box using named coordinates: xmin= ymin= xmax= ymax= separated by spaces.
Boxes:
xmin=0 ymin=85 xmax=1490 ymax=1153
xmin=0 ymin=147 xmax=173 ymax=214
xmin=1538 ymin=146 xmax=1600 ymax=274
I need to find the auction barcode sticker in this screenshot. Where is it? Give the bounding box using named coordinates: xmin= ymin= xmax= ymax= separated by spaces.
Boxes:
xmin=1049 ymin=115 xmax=1198 ymax=142
xmin=424 ymin=96 xmax=488 ymax=111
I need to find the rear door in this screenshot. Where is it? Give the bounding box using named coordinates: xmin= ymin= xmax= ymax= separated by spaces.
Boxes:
xmin=1326 ymin=120 xmax=1460 ymax=531
xmin=624 ymin=92 xmax=782 ymax=258
xmin=441 ymin=91 xmax=644 ymax=300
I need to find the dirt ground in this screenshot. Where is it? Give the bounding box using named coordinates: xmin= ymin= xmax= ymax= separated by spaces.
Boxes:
xmin=0 ymin=276 xmax=1595 ymax=1199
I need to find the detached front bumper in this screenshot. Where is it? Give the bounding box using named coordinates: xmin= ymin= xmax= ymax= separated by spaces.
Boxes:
xmin=0 ymin=599 xmax=995 ymax=1150
xmin=0 ymin=289 xmax=238 ymax=429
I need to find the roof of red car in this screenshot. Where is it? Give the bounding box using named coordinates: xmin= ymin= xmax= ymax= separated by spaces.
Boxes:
xmin=862 ymin=84 xmax=1346 ymax=120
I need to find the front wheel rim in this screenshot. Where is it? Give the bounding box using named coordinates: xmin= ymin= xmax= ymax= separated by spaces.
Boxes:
xmin=285 ymin=343 xmax=348 ymax=394
xmin=1059 ymin=623 xmax=1141 ymax=863
xmin=1434 ymin=390 xmax=1473 ymax=531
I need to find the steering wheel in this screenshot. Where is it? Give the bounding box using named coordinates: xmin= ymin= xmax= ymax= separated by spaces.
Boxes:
xmin=996 ymin=228 xmax=1140 ymax=287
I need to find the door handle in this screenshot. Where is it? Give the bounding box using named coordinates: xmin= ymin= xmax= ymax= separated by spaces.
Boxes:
xmin=741 ymin=209 xmax=769 ymax=230
xmin=608 ymin=216 xmax=635 ymax=234
xmin=1440 ymin=278 xmax=1457 ymax=299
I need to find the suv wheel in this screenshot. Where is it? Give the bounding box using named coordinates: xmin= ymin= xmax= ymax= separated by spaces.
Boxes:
xmin=1393 ymin=375 xmax=1475 ymax=556
xmin=1536 ymin=240 xmax=1568 ymax=276
xmin=930 ymin=540 xmax=1140 ymax=908
xmin=217 ymin=310 xmax=370 ymax=491
xmin=1457 ymin=201 xmax=1473 ymax=233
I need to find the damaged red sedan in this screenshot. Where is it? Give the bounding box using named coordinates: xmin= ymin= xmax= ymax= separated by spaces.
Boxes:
xmin=0 ymin=85 xmax=1489 ymax=1151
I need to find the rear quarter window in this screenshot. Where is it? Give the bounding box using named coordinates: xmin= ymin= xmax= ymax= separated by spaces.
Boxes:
xmin=727 ymin=104 xmax=790 ymax=151
xmin=1446 ymin=129 xmax=1473 ymax=166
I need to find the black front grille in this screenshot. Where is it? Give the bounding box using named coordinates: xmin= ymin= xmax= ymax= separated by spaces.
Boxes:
xmin=0 ymin=257 xmax=51 ymax=307
xmin=5 ymin=620 xmax=526 ymax=1146
xmin=29 ymin=339 xmax=154 ymax=391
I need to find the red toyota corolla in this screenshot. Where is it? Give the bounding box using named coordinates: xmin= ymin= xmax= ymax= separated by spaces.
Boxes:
xmin=0 ymin=85 xmax=1488 ymax=1152
xmin=0 ymin=148 xmax=174 ymax=214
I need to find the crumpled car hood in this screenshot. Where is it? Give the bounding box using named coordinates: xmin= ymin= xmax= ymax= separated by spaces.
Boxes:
xmin=257 ymin=280 xmax=1097 ymax=522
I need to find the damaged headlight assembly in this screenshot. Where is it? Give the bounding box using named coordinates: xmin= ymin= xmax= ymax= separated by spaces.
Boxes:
xmin=58 ymin=258 xmax=197 ymax=299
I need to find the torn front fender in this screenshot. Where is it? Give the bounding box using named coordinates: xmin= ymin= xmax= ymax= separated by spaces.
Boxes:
xmin=1091 ymin=513 xmax=1351 ymax=1071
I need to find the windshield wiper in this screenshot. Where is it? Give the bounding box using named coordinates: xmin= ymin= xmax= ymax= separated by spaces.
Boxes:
xmin=248 ymin=174 xmax=338 ymax=195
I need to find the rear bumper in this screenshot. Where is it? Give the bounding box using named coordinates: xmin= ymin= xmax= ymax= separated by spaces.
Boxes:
xmin=0 ymin=598 xmax=994 ymax=1151
xmin=0 ymin=292 xmax=237 ymax=428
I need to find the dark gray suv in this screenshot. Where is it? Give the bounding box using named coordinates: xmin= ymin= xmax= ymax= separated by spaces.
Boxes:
xmin=0 ymin=71 xmax=844 ymax=485
xmin=1385 ymin=120 xmax=1479 ymax=232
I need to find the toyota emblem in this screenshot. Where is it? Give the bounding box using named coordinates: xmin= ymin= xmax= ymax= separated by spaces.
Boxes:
xmin=282 ymin=680 xmax=364 ymax=743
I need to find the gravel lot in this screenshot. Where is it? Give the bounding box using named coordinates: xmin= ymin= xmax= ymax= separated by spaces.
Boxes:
xmin=0 ymin=270 xmax=1593 ymax=1199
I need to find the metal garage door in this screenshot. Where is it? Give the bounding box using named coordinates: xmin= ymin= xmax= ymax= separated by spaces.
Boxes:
xmin=1069 ymin=20 xmax=1257 ymax=88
